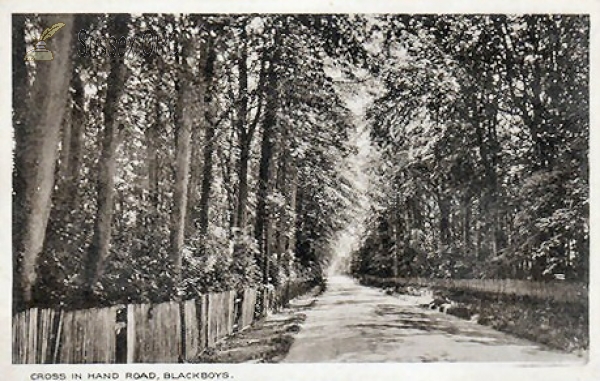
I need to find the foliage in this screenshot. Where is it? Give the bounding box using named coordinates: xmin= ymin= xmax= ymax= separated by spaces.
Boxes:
xmin=352 ymin=15 xmax=589 ymax=282
xmin=13 ymin=14 xmax=360 ymax=310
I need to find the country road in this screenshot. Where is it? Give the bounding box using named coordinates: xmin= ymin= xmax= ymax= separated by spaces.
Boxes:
xmin=283 ymin=276 xmax=584 ymax=363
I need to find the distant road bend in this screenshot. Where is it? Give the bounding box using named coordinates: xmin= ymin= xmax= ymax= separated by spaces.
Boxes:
xmin=283 ymin=276 xmax=583 ymax=363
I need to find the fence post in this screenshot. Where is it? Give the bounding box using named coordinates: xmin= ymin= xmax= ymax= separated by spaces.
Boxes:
xmin=178 ymin=302 xmax=185 ymax=363
xmin=126 ymin=304 xmax=135 ymax=363
xmin=50 ymin=310 xmax=62 ymax=364
xmin=199 ymin=294 xmax=208 ymax=350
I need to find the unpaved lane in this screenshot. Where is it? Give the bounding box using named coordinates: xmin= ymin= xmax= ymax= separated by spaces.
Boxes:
xmin=283 ymin=276 xmax=583 ymax=363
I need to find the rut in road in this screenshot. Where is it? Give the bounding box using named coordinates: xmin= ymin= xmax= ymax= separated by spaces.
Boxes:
xmin=283 ymin=276 xmax=583 ymax=363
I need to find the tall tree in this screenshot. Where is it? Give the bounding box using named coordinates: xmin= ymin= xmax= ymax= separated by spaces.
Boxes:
xmin=197 ymin=34 xmax=218 ymax=240
xmin=84 ymin=14 xmax=130 ymax=298
xmin=12 ymin=14 xmax=29 ymax=305
xmin=170 ymin=23 xmax=206 ymax=286
xmin=14 ymin=15 xmax=74 ymax=307
xmin=255 ymin=31 xmax=281 ymax=284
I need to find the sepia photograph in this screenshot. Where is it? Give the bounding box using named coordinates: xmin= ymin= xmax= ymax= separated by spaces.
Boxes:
xmin=8 ymin=7 xmax=593 ymax=374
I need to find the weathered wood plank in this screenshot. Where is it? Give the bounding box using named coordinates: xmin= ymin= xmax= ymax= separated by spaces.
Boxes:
xmin=12 ymin=283 xmax=300 ymax=364
xmin=183 ymin=299 xmax=199 ymax=361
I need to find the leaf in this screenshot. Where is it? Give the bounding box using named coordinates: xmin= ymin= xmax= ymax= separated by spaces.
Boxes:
xmin=40 ymin=22 xmax=66 ymax=41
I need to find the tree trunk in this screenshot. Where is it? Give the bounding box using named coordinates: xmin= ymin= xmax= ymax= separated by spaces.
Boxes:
xmin=462 ymin=196 xmax=471 ymax=256
xmin=216 ymin=126 xmax=238 ymax=234
xmin=198 ymin=38 xmax=217 ymax=239
xmin=438 ymin=194 xmax=451 ymax=249
xmin=274 ymin=143 xmax=292 ymax=276
xmin=469 ymin=88 xmax=502 ymax=262
xmin=57 ymin=103 xmax=72 ymax=182
xmin=55 ymin=60 xmax=85 ymax=208
xmin=145 ymin=84 xmax=160 ymax=231
xmin=12 ymin=14 xmax=29 ymax=284
xmin=15 ymin=15 xmax=74 ymax=307
xmin=198 ymin=124 xmax=215 ymax=236
xmin=56 ymin=15 xmax=94 ymax=215
xmin=235 ymin=26 xmax=250 ymax=232
xmin=393 ymin=191 xmax=401 ymax=278
xmin=236 ymin=141 xmax=250 ymax=231
xmin=475 ymin=202 xmax=483 ymax=261
xmin=84 ymin=14 xmax=129 ymax=298
xmin=63 ymin=70 xmax=85 ymax=209
xmin=255 ymin=85 xmax=277 ymax=284
xmin=186 ymin=131 xmax=201 ymax=232
xmin=170 ymin=39 xmax=198 ymax=286
xmin=12 ymin=14 xmax=27 ymax=129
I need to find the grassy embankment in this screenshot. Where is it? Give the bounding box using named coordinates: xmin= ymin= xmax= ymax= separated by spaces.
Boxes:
xmin=360 ymin=276 xmax=588 ymax=355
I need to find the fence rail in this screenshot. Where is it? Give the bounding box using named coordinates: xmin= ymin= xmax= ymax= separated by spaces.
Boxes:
xmin=13 ymin=280 xmax=314 ymax=364
xmin=361 ymin=276 xmax=587 ymax=304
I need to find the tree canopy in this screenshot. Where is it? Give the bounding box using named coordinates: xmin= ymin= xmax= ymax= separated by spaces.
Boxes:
xmin=12 ymin=14 xmax=589 ymax=312
xmin=352 ymin=15 xmax=588 ymax=282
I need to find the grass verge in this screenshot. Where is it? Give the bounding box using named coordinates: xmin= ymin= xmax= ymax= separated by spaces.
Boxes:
xmin=194 ymin=288 xmax=320 ymax=363
xmin=360 ymin=277 xmax=588 ymax=355
xmin=439 ymin=288 xmax=588 ymax=354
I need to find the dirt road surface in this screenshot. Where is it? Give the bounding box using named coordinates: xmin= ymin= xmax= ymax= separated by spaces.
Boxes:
xmin=283 ymin=276 xmax=584 ymax=363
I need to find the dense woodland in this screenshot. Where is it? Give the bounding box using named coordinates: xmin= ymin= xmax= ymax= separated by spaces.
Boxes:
xmin=12 ymin=14 xmax=363 ymax=311
xmin=351 ymin=15 xmax=589 ymax=282
xmin=12 ymin=14 xmax=589 ymax=313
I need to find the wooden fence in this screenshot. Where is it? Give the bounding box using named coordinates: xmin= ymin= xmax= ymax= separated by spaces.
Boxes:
xmin=361 ymin=276 xmax=587 ymax=304
xmin=13 ymin=280 xmax=312 ymax=364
